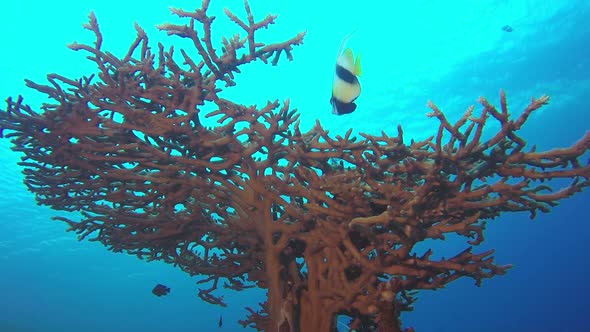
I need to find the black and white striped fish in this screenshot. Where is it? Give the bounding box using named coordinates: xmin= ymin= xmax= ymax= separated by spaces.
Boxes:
xmin=331 ymin=31 xmax=362 ymax=115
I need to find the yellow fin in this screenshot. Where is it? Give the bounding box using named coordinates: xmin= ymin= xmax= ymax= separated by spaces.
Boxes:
xmin=354 ymin=53 xmax=362 ymax=76
xmin=337 ymin=48 xmax=355 ymax=71
xmin=343 ymin=49 xmax=355 ymax=64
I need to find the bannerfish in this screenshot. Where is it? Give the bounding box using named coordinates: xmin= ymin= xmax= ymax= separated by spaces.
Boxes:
xmin=331 ymin=30 xmax=362 ymax=115
xmin=152 ymin=283 xmax=171 ymax=297
xmin=501 ymin=25 xmax=513 ymax=32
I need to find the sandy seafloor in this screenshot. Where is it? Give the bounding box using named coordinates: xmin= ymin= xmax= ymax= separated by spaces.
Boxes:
xmin=0 ymin=1 xmax=589 ymax=331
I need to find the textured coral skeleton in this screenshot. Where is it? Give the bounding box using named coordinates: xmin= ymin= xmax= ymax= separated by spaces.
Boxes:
xmin=1 ymin=1 xmax=589 ymax=331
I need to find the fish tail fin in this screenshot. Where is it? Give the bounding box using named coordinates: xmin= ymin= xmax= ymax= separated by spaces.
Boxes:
xmin=354 ymin=53 xmax=362 ymax=76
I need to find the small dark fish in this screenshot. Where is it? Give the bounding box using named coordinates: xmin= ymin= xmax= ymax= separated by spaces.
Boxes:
xmin=218 ymin=315 xmax=223 ymax=328
xmin=501 ymin=25 xmax=513 ymax=32
xmin=152 ymin=283 xmax=171 ymax=297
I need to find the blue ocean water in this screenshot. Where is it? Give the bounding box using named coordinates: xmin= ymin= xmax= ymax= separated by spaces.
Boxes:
xmin=0 ymin=0 xmax=589 ymax=331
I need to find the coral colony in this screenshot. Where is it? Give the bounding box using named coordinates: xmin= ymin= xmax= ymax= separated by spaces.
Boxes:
xmin=1 ymin=1 xmax=589 ymax=331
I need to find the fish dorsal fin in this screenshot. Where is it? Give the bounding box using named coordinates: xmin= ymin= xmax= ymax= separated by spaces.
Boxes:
xmin=337 ymin=49 xmax=361 ymax=76
xmin=339 ymin=48 xmax=355 ymax=70
xmin=337 ymin=29 xmax=357 ymax=56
